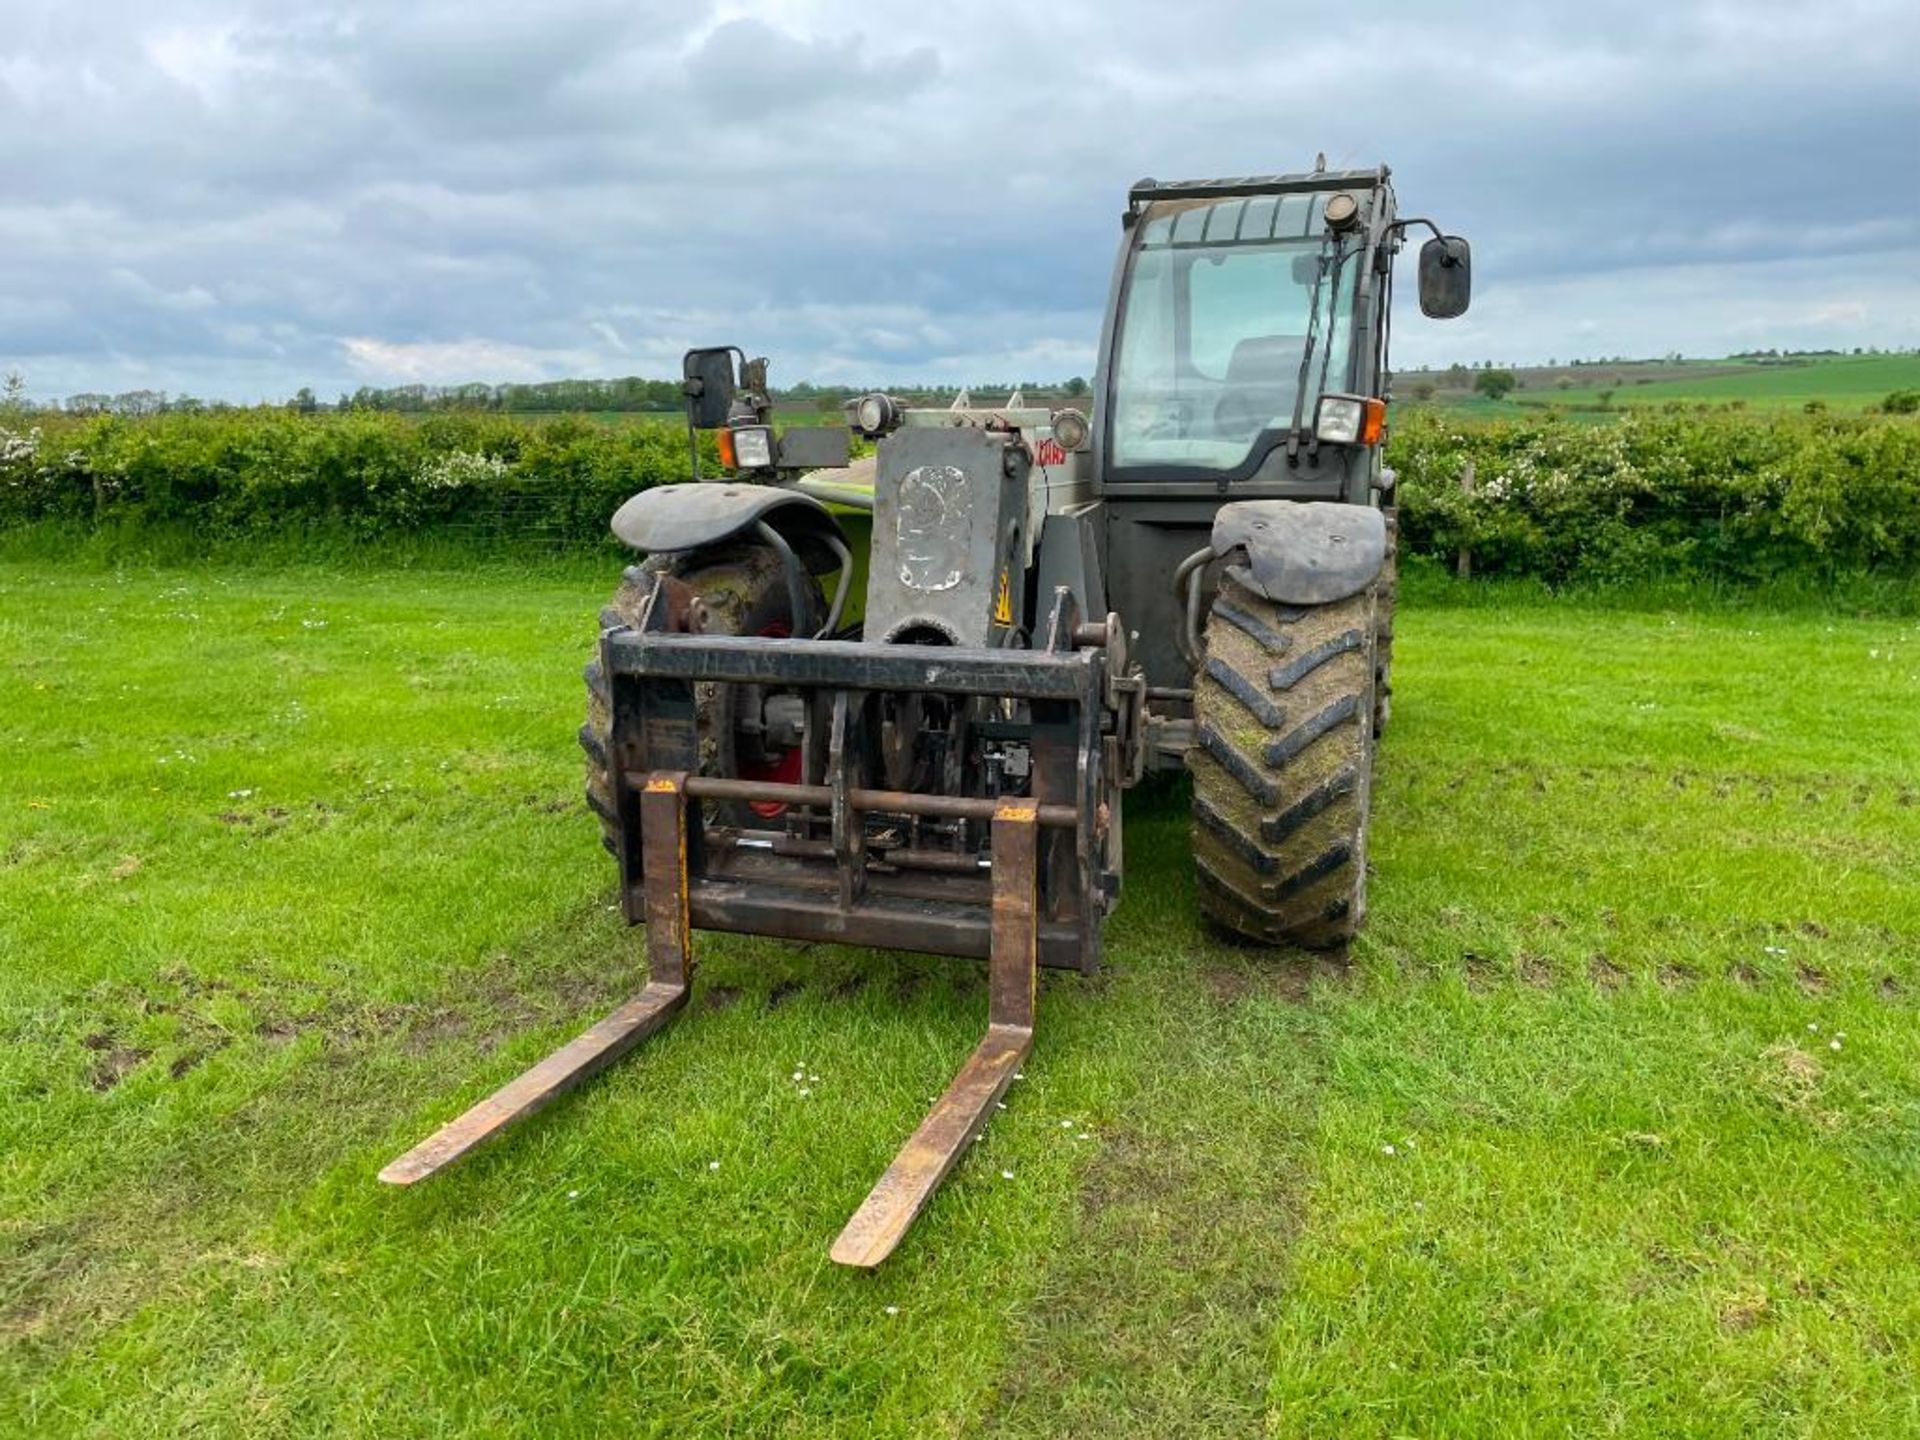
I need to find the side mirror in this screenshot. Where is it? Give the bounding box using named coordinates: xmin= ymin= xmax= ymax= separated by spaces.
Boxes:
xmin=1418 ymin=237 xmax=1471 ymax=319
xmin=682 ymin=347 xmax=739 ymax=429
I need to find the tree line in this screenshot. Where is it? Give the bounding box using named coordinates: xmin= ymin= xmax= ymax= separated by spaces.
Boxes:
xmin=1 ymin=369 xmax=1095 ymax=418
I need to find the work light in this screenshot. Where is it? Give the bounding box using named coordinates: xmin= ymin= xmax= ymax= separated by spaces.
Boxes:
xmin=729 ymin=424 xmax=774 ymax=469
xmin=1314 ymin=394 xmax=1386 ymax=446
xmin=851 ymin=392 xmax=902 ymax=438
xmin=1324 ymin=191 xmax=1360 ymax=229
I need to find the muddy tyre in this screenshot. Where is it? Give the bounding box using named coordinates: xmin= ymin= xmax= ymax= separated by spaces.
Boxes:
xmin=1189 ymin=571 xmax=1377 ymax=948
xmin=581 ymin=547 xmax=822 ymax=855
xmin=1374 ymin=507 xmax=1398 ymax=738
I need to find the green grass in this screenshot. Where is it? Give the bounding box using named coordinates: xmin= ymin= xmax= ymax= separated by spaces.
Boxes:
xmin=1439 ymin=354 xmax=1920 ymax=417
xmin=3 ymin=559 xmax=1919 ymax=1436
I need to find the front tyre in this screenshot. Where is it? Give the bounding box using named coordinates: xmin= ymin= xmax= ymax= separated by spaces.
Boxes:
xmin=1189 ymin=571 xmax=1377 ymax=948
xmin=581 ymin=546 xmax=822 ymax=854
xmin=1374 ymin=507 xmax=1398 ymax=738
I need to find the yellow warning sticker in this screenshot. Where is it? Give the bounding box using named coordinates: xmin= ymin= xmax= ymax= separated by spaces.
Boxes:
xmin=993 ymin=568 xmax=1013 ymax=625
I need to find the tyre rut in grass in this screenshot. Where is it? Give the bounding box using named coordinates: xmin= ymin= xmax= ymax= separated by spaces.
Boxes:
xmin=1190 ymin=570 xmax=1377 ymax=948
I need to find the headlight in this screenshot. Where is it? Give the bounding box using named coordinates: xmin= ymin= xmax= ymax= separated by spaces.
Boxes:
xmin=851 ymin=391 xmax=901 ymax=438
xmin=1314 ymin=394 xmax=1386 ymax=446
xmin=730 ymin=425 xmax=774 ymax=469
xmin=1049 ymin=408 xmax=1089 ymax=451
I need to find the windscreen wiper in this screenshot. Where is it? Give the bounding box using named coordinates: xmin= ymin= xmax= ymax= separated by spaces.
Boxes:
xmin=1285 ymin=232 xmax=1344 ymax=461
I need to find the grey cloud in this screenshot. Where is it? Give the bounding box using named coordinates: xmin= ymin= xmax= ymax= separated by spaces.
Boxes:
xmin=685 ymin=18 xmax=939 ymax=117
xmin=0 ymin=0 xmax=1915 ymax=402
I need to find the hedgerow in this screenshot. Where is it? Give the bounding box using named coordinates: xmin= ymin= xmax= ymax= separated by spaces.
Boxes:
xmin=1390 ymin=409 xmax=1920 ymax=584
xmin=2 ymin=406 xmax=1916 ymax=583
xmin=0 ymin=410 xmax=700 ymax=545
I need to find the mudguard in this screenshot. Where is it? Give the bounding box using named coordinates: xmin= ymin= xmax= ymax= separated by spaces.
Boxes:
xmin=611 ymin=483 xmax=845 ymax=572
xmin=1210 ymin=499 xmax=1386 ymax=605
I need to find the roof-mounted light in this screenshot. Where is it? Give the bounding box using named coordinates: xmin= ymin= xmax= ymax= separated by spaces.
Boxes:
xmin=849 ymin=392 xmax=902 ymax=438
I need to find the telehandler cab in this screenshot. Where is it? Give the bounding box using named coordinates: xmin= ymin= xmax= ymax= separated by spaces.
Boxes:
xmin=383 ymin=164 xmax=1470 ymax=1266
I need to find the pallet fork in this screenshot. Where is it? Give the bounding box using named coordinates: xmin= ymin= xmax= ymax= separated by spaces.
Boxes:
xmin=384 ymin=581 xmax=1126 ymax=1266
xmin=381 ymin=771 xmax=1046 ymax=1269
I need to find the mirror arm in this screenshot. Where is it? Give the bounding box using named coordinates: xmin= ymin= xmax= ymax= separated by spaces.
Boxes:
xmin=1389 ymin=216 xmax=1446 ymax=245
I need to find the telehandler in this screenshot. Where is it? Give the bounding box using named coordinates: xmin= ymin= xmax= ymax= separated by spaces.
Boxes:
xmin=383 ymin=165 xmax=1470 ymax=1266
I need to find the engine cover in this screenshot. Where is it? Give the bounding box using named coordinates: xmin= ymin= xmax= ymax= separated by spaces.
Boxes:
xmin=868 ymin=425 xmax=1031 ymax=646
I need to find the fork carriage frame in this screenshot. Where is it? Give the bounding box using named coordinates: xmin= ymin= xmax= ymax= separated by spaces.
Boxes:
xmin=604 ymin=580 xmax=1122 ymax=977
xmin=382 ymin=581 xmax=1128 ymax=1266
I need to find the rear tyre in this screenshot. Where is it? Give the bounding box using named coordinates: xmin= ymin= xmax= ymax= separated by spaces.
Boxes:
xmin=581 ymin=546 xmax=822 ymax=856
xmin=1189 ymin=570 xmax=1377 ymax=948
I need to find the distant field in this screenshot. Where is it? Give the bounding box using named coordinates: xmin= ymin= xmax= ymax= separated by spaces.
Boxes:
xmin=1546 ymin=355 xmax=1920 ymax=413
xmin=1418 ymin=354 xmax=1920 ymax=417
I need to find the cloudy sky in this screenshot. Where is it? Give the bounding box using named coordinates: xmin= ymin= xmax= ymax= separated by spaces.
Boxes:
xmin=3 ymin=0 xmax=1917 ymax=403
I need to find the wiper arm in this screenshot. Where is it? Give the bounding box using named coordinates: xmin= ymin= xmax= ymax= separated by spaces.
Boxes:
xmin=1286 ymin=231 xmax=1340 ymax=460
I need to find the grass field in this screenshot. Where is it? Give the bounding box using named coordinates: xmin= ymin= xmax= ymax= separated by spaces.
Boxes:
xmin=4 ymin=560 xmax=1920 ymax=1436
xmin=1421 ymin=353 xmax=1920 ymax=417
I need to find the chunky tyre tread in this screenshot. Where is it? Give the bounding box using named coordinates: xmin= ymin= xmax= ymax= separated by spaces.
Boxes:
xmin=577 ymin=723 xmax=609 ymax=770
xmin=1196 ymin=721 xmax=1279 ymax=808
xmin=1193 ymin=793 xmax=1279 ymax=875
xmin=1374 ymin=508 xmax=1398 ymax=737
xmin=1264 ymin=694 xmax=1359 ymax=768
xmin=1271 ymin=841 xmax=1353 ymax=901
xmin=581 ymin=588 xmax=644 ymax=858
xmin=1204 ymin=655 xmax=1287 ymax=727
xmin=1210 ymin=597 xmax=1302 ymax=655
xmin=1190 ymin=569 xmax=1376 ymax=948
xmin=1263 ymin=766 xmax=1357 ymax=844
xmin=1268 ymin=629 xmax=1364 ymax=690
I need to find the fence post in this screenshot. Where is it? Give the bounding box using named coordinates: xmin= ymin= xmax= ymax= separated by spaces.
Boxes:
xmin=1457 ymin=460 xmax=1475 ymax=579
